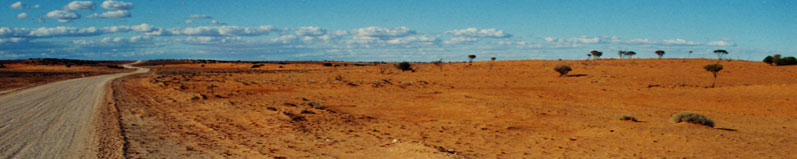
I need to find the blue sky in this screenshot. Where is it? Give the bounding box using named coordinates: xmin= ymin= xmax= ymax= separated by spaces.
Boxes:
xmin=1 ymin=0 xmax=794 ymax=61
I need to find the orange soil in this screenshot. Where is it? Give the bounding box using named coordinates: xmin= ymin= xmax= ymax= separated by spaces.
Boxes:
xmin=0 ymin=64 xmax=130 ymax=92
xmin=112 ymin=59 xmax=796 ymax=158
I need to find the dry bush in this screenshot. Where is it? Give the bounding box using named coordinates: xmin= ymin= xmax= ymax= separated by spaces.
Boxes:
xmin=671 ymin=112 xmax=715 ymax=127
xmin=616 ymin=115 xmax=638 ymax=122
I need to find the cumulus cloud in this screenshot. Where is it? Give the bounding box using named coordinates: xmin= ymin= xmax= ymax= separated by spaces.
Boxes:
xmin=661 ymin=38 xmax=700 ymax=46
xmin=385 ymin=36 xmax=439 ymax=45
xmin=45 ymin=10 xmax=81 ymax=23
xmin=64 ymin=1 xmax=95 ymax=11
xmin=0 ymin=38 xmax=28 ymax=43
xmin=180 ymin=36 xmax=242 ymax=45
xmin=87 ymin=10 xmax=131 ymax=18
xmin=131 ymin=23 xmax=156 ymax=32
xmin=445 ymin=28 xmax=511 ymax=38
xmin=443 ymin=37 xmax=480 ymax=44
xmin=295 ymin=26 xmax=327 ymax=37
xmin=209 ymin=20 xmax=227 ymax=25
xmin=184 ymin=19 xmax=193 ymax=24
xmin=17 ymin=12 xmax=28 ymax=19
xmin=101 ymin=0 xmax=133 ymax=10
xmin=189 ymin=14 xmax=212 ymax=19
xmin=139 ymin=25 xmax=277 ymax=37
xmin=706 ymin=40 xmax=735 ymax=46
xmin=28 ymin=27 xmax=104 ymax=38
xmin=351 ymin=26 xmax=416 ymax=40
xmin=10 ymin=1 xmax=25 ymax=9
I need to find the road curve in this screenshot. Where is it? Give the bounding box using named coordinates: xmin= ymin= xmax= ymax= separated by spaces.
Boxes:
xmin=0 ymin=62 xmax=149 ymax=159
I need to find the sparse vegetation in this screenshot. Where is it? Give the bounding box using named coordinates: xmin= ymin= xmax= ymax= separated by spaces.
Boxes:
xmin=322 ymin=63 xmax=333 ymax=67
xmin=624 ymin=51 xmax=637 ymax=58
xmin=251 ymin=64 xmax=264 ymax=68
xmin=671 ymin=112 xmax=715 ymax=127
xmin=432 ymin=59 xmax=444 ymax=71
xmin=704 ymin=64 xmax=724 ymax=88
xmin=618 ymin=50 xmax=626 ymax=58
xmin=468 ymin=55 xmax=476 ymax=65
xmin=616 ymin=115 xmax=638 ymax=122
xmin=763 ymin=56 xmax=774 ymax=65
xmin=655 ymin=50 xmax=665 ymax=59
xmin=554 ymin=65 xmax=572 ymax=77
xmin=590 ymin=50 xmax=603 ymax=59
xmin=713 ymin=49 xmax=729 ymax=60
xmin=765 ymin=54 xmax=797 ymax=66
xmin=396 ymin=62 xmax=413 ymax=71
xmin=303 ymin=101 xmax=325 ymax=109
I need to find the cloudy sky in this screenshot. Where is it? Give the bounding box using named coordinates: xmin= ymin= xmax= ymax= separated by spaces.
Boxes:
xmin=1 ymin=0 xmax=794 ymax=61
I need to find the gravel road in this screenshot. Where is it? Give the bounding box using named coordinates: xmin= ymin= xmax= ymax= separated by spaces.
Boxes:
xmin=0 ymin=62 xmax=148 ymax=159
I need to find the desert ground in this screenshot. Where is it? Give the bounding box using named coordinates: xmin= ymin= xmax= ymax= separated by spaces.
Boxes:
xmin=0 ymin=59 xmax=132 ymax=93
xmin=100 ymin=58 xmax=796 ymax=158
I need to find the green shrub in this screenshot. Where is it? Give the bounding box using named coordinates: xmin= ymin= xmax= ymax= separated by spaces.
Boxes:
xmin=779 ymin=56 xmax=797 ymax=65
xmin=554 ymin=65 xmax=572 ymax=77
xmin=396 ymin=62 xmax=412 ymax=71
xmin=763 ymin=56 xmax=774 ymax=65
xmin=671 ymin=112 xmax=714 ymax=127
xmin=616 ymin=115 xmax=638 ymax=122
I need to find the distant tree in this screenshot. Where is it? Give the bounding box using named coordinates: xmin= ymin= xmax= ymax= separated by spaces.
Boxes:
xmin=590 ymin=50 xmax=603 ymax=59
xmin=688 ymin=50 xmax=693 ymax=58
xmin=618 ymin=50 xmax=626 ymax=58
xmin=773 ymin=54 xmax=782 ymax=65
xmin=554 ymin=65 xmax=572 ymax=77
xmin=587 ymin=54 xmax=592 ymax=60
xmin=655 ymin=50 xmax=665 ymax=59
xmin=624 ymin=51 xmax=637 ymax=58
xmin=704 ymin=64 xmax=724 ymax=88
xmin=468 ymin=55 xmax=476 ymax=65
xmin=713 ymin=49 xmax=728 ymax=60
xmin=396 ymin=61 xmax=413 ymax=71
xmin=763 ymin=56 xmax=774 ymax=65
xmin=432 ymin=58 xmax=444 ymax=71
xmin=490 ymin=57 xmax=496 ymax=70
xmin=780 ymin=56 xmax=797 ymax=66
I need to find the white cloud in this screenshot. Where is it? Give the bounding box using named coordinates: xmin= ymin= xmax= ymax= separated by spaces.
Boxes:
xmin=295 ymin=26 xmax=327 ymax=36
xmin=385 ymin=36 xmax=439 ymax=45
xmin=209 ymin=20 xmax=227 ymax=25
xmin=131 ymin=23 xmax=156 ymax=32
xmin=706 ymin=40 xmax=735 ymax=46
xmin=269 ymin=35 xmax=299 ymax=44
xmin=445 ymin=28 xmax=511 ymax=38
xmin=10 ymin=1 xmax=25 ymax=9
xmin=184 ymin=19 xmax=193 ymax=24
xmin=443 ymin=37 xmax=480 ymax=44
xmin=102 ymin=26 xmax=132 ymax=33
xmin=181 ymin=36 xmax=241 ymax=44
xmin=0 ymin=38 xmax=28 ymax=43
xmin=661 ymin=38 xmax=700 ymax=46
xmin=568 ymin=36 xmax=599 ymax=44
xmin=351 ymin=26 xmax=416 ymax=40
xmin=45 ymin=10 xmax=81 ymax=23
xmin=28 ymin=26 xmax=103 ymax=38
xmin=17 ymin=12 xmax=28 ymax=19
xmin=32 ymin=4 xmax=39 ymax=8
xmin=64 ymin=1 xmax=95 ymax=11
xmin=101 ymin=0 xmax=133 ymax=10
xmin=87 ymin=10 xmax=131 ymax=18
xmin=189 ymin=14 xmax=212 ymax=19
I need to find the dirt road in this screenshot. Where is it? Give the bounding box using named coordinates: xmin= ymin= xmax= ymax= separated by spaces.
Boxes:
xmin=0 ymin=62 xmax=148 ymax=159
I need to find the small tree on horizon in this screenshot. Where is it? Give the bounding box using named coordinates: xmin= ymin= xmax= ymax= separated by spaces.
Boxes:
xmin=489 ymin=57 xmax=496 ymax=70
xmin=713 ymin=49 xmax=729 ymax=60
xmin=624 ymin=51 xmax=637 ymax=58
xmin=432 ymin=58 xmax=444 ymax=71
xmin=467 ymin=55 xmax=476 ymax=65
xmin=655 ymin=50 xmax=665 ymax=59
xmin=763 ymin=56 xmax=774 ymax=65
xmin=618 ymin=50 xmax=626 ymax=59
xmin=590 ymin=50 xmax=603 ymax=59
xmin=704 ymin=64 xmax=723 ymax=88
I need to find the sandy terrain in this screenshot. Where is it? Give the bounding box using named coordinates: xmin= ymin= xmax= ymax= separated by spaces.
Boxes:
xmin=0 ymin=62 xmax=148 ymax=159
xmin=0 ymin=63 xmax=131 ymax=93
xmin=112 ymin=59 xmax=796 ymax=158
